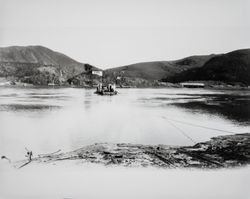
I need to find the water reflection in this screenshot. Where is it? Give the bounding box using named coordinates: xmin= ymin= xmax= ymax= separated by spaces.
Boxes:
xmin=168 ymin=94 xmax=250 ymax=125
xmin=139 ymin=91 xmax=250 ymax=125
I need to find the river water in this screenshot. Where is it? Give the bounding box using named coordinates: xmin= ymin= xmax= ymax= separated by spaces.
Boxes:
xmin=1 ymin=87 xmax=250 ymax=199
xmin=0 ymin=87 xmax=249 ymax=160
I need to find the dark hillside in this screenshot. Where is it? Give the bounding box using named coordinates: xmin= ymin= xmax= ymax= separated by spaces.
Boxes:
xmin=163 ymin=49 xmax=250 ymax=85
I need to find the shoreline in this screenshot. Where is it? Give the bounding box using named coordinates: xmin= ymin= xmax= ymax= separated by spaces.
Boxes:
xmin=13 ymin=133 xmax=250 ymax=169
xmin=1 ymin=77 xmax=250 ymax=90
xmin=1 ymin=84 xmax=250 ymax=91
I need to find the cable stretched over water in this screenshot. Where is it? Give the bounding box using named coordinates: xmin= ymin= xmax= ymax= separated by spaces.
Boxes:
xmin=161 ymin=116 xmax=238 ymax=134
xmin=164 ymin=119 xmax=196 ymax=144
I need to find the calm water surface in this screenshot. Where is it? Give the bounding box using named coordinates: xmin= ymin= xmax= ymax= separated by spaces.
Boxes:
xmin=0 ymin=87 xmax=249 ymax=160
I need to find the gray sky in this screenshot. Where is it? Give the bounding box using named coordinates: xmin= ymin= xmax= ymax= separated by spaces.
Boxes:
xmin=0 ymin=0 xmax=249 ymax=68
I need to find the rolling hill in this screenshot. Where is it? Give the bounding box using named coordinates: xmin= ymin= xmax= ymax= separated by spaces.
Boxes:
xmin=105 ymin=55 xmax=215 ymax=81
xmin=162 ymin=49 xmax=250 ymax=85
xmin=0 ymin=45 xmax=249 ymax=87
xmin=0 ymin=45 xmax=98 ymax=85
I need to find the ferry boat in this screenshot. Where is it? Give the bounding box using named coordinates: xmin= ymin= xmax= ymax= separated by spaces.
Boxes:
xmin=94 ymin=83 xmax=118 ymax=96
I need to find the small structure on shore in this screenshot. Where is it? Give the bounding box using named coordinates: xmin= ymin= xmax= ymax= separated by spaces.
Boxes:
xmin=180 ymin=82 xmax=205 ymax=88
xmin=95 ymin=83 xmax=118 ymax=96
xmin=92 ymin=70 xmax=103 ymax=77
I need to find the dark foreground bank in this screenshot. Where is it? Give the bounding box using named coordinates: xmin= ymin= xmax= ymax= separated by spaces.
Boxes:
xmin=14 ymin=133 xmax=250 ymax=169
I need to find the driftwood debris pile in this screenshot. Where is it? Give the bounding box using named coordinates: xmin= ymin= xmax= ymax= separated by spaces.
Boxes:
xmin=14 ymin=133 xmax=250 ymax=169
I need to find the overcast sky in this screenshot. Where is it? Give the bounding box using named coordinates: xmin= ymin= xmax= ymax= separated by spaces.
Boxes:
xmin=0 ymin=0 xmax=249 ymax=68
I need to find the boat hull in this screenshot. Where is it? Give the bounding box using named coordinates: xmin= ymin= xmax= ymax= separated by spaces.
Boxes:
xmin=94 ymin=91 xmax=118 ymax=96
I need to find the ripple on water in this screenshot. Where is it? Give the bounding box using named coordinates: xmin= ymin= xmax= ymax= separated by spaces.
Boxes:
xmin=0 ymin=104 xmax=61 ymax=112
